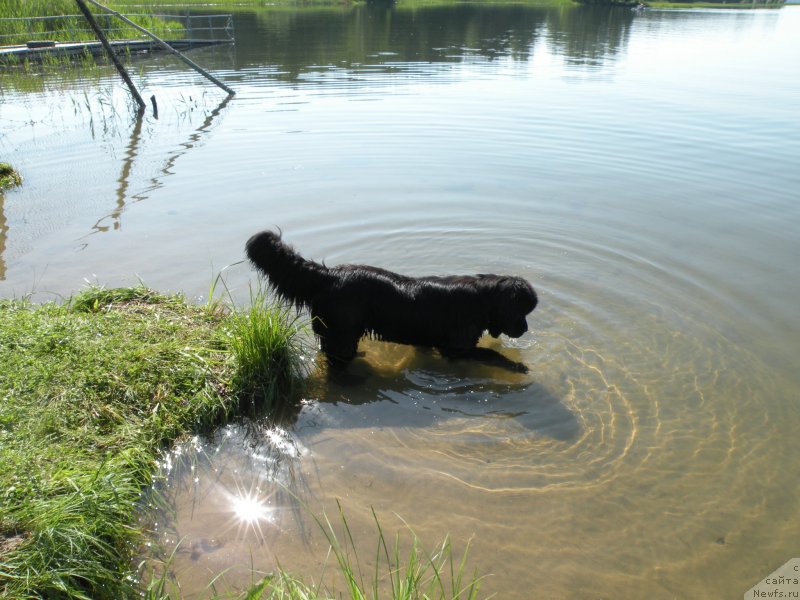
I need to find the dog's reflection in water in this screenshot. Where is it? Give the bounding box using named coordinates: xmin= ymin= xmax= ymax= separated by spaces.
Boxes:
xmin=298 ymin=339 xmax=579 ymax=443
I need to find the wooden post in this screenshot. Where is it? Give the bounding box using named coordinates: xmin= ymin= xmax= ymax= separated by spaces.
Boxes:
xmin=74 ymin=0 xmax=146 ymax=112
xmin=83 ymin=0 xmax=235 ymax=96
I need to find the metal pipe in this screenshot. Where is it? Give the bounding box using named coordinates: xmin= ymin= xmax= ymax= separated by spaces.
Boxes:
xmin=74 ymin=0 xmax=146 ymax=111
xmin=83 ymin=0 xmax=235 ymax=96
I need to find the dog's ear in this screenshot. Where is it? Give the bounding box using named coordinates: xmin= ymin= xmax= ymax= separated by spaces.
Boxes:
xmin=487 ymin=277 xmax=536 ymax=312
xmin=486 ymin=277 xmax=537 ymax=339
xmin=505 ymin=277 xmax=537 ymax=314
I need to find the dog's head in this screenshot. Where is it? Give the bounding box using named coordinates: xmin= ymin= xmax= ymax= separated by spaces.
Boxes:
xmin=484 ymin=276 xmax=538 ymax=338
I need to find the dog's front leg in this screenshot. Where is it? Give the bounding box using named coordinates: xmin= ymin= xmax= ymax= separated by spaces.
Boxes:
xmin=312 ymin=303 xmax=362 ymax=369
xmin=317 ymin=329 xmax=360 ymax=368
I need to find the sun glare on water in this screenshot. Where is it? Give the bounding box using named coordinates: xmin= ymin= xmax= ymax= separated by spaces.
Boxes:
xmin=231 ymin=493 xmax=272 ymax=524
xmin=227 ymin=487 xmax=277 ymax=541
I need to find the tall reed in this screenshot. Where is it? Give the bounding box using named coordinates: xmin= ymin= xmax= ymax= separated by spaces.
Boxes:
xmin=212 ymin=275 xmax=310 ymax=415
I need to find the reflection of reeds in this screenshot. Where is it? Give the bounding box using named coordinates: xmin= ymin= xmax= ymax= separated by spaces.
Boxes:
xmin=0 ymin=48 xmax=100 ymax=89
xmin=88 ymin=92 xmax=233 ymax=237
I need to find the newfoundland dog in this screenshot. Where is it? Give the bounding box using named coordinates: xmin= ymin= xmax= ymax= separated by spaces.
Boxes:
xmin=245 ymin=230 xmax=537 ymax=371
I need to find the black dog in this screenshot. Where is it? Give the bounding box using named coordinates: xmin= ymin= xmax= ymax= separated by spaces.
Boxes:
xmin=245 ymin=230 xmax=537 ymax=370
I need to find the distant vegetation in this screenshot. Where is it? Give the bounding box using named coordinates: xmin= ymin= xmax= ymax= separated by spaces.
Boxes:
xmin=580 ymin=0 xmax=784 ymax=6
xmin=0 ymin=0 xmax=786 ymax=47
xmin=0 ymin=0 xmax=184 ymax=46
xmin=647 ymin=0 xmax=784 ymax=5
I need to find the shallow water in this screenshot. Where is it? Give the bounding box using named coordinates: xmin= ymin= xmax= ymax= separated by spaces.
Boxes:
xmin=2 ymin=4 xmax=800 ymax=598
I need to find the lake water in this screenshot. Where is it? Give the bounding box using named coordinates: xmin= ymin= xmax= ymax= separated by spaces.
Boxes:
xmin=2 ymin=3 xmax=800 ymax=598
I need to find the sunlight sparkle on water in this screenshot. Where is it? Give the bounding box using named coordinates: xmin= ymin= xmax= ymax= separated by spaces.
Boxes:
xmin=230 ymin=493 xmax=272 ymax=524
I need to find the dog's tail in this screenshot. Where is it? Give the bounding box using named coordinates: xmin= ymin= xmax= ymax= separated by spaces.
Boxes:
xmin=245 ymin=230 xmax=332 ymax=309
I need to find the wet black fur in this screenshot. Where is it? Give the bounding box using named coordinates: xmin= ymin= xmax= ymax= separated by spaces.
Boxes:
xmin=245 ymin=230 xmax=538 ymax=369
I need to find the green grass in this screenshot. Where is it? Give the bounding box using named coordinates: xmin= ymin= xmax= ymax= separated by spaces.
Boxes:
xmin=310 ymin=502 xmax=483 ymax=600
xmin=0 ymin=284 xmax=484 ymax=599
xmin=224 ymin=287 xmax=310 ymax=417
xmin=0 ymin=285 xmax=306 ymax=599
xmin=0 ymin=163 xmax=22 ymax=190
xmin=0 ymin=0 xmax=185 ymax=46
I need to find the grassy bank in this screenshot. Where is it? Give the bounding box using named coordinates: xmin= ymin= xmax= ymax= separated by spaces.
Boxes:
xmin=0 ymin=285 xmax=307 ymax=598
xmin=0 ymin=285 xmax=483 ymax=599
xmin=2 ymin=0 xmax=567 ymax=27
xmin=1 ymin=0 xmax=783 ymax=48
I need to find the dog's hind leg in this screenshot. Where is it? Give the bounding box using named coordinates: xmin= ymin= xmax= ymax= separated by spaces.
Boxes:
xmin=311 ymin=305 xmax=362 ymax=368
xmin=314 ymin=321 xmax=360 ymax=366
xmin=320 ymin=336 xmax=360 ymax=369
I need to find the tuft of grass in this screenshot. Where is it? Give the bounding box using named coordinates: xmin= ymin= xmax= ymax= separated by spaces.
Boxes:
xmin=207 ymin=270 xmax=310 ymax=417
xmin=0 ymin=284 xmax=308 ymax=599
xmin=0 ymin=163 xmax=22 ymax=190
xmin=69 ymin=284 xmax=180 ymax=313
xmin=304 ymin=502 xmax=484 ymax=600
xmin=226 ymin=290 xmax=309 ymax=412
